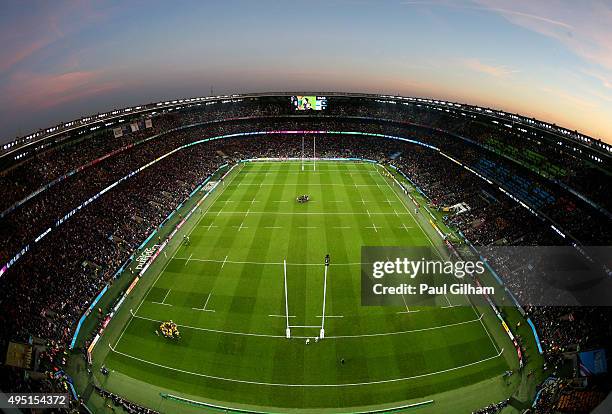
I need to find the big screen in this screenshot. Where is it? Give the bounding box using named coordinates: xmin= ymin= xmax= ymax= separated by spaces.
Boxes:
xmin=291 ymin=95 xmax=327 ymax=110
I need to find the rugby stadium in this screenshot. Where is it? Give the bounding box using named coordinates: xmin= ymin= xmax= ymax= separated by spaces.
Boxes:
xmin=0 ymin=93 xmax=611 ymax=413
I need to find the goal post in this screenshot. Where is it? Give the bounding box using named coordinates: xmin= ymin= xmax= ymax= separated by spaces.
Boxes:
xmin=283 ymin=259 xmax=291 ymax=338
xmin=320 ymin=261 xmax=328 ymax=339
xmin=313 ymin=136 xmax=316 ymax=171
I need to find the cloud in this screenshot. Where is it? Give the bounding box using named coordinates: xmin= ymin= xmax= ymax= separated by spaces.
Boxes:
xmin=0 ymin=37 xmax=53 ymax=74
xmin=0 ymin=1 xmax=111 ymax=75
xmin=2 ymin=70 xmax=121 ymax=111
xmin=538 ymin=86 xmax=598 ymax=111
xmin=581 ymin=69 xmax=612 ymax=90
xmin=469 ymin=3 xmax=572 ymax=29
xmin=472 ymin=0 xmax=612 ymax=71
xmin=403 ymin=1 xmax=612 ymax=80
xmin=402 ymin=0 xmax=572 ymax=29
xmin=462 ymin=58 xmax=518 ymax=78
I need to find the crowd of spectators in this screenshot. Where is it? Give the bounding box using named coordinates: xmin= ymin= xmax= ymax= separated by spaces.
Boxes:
xmin=472 ymin=398 xmax=509 ymax=414
xmin=525 ymin=307 xmax=612 ymax=376
xmin=533 ymin=379 xmax=608 ymax=414
xmin=554 ymin=389 xmax=606 ymax=413
xmin=324 ymin=99 xmax=612 ymax=214
xmin=0 ymin=100 xmax=285 ymax=214
xmin=96 ymin=386 xmax=160 ymax=414
xmin=0 ymin=115 xmax=177 ymax=214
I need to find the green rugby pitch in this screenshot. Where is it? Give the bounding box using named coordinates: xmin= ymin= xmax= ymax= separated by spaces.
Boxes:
xmin=94 ymin=161 xmax=516 ymax=413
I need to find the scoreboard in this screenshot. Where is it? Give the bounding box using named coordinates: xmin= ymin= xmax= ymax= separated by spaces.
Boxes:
xmin=291 ymin=96 xmax=327 ymax=110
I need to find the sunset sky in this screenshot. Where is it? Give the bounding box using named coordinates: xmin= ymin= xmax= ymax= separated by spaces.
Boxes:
xmin=1 ymin=0 xmax=611 ymax=144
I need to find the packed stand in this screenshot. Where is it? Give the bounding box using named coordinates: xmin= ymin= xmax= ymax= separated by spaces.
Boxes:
xmin=96 ymin=386 xmax=160 ymax=414
xmin=472 ymin=399 xmax=509 ymax=414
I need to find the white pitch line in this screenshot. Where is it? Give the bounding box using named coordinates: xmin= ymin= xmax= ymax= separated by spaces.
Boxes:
xmin=130 ymin=310 xmax=485 ymax=340
xmin=398 ymin=293 xmax=420 ymax=314
xmin=242 ymin=171 xmax=373 ymax=175
xmin=298 ymin=226 xmax=317 ymax=229
xmin=185 ymin=253 xmax=193 ymax=267
xmin=203 ymin=293 xmax=212 ymax=310
xmin=192 ymin=292 xmax=216 ymax=312
xmin=195 ymin=255 xmax=227 ymax=311
xmin=239 ymin=168 xmax=367 ymax=172
xmin=442 ymin=293 xmax=454 ymax=307
xmin=174 ymin=257 xmax=366 ymax=266
xmin=273 ymin=201 xmax=288 ymax=203
xmin=469 ymin=303 xmax=501 ymax=355
xmin=330 ymin=314 xmax=485 ymax=338
xmin=236 ymin=204 xmax=253 ymax=232
xmin=215 ymin=204 xmax=225 ymax=218
xmin=479 ymin=313 xmax=500 ymax=354
xmin=108 ymin=342 xmax=503 ymax=387
xmin=333 ymin=226 xmax=351 ymax=229
xmin=316 ymin=315 xmax=343 ymax=318
xmin=265 ymin=226 xmax=283 ymax=229
xmin=132 ymin=311 xmax=284 ymax=337
xmin=231 ymin=183 xmax=381 ymax=187
xmin=269 ymin=314 xmax=296 ymax=318
xmin=211 ymin=211 xmax=410 ymax=215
